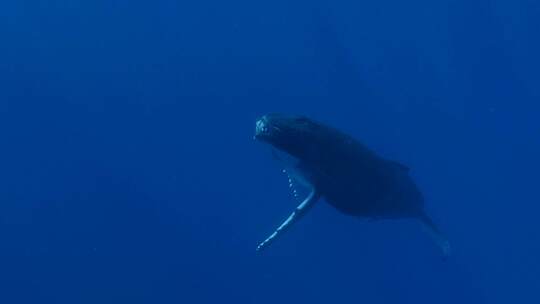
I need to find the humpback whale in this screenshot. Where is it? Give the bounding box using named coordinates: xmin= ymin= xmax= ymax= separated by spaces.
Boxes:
xmin=254 ymin=114 xmax=450 ymax=257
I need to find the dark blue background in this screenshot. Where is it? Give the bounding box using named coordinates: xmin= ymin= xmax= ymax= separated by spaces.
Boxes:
xmin=1 ymin=1 xmax=539 ymax=303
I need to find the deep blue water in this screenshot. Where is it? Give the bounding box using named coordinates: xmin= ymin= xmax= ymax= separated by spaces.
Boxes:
xmin=1 ymin=1 xmax=539 ymax=303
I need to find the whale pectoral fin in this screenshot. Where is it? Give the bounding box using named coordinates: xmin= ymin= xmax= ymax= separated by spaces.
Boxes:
xmin=419 ymin=213 xmax=451 ymax=259
xmin=256 ymin=189 xmax=320 ymax=252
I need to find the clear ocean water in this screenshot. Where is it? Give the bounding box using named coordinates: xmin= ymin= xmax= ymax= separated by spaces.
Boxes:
xmin=1 ymin=1 xmax=539 ymax=303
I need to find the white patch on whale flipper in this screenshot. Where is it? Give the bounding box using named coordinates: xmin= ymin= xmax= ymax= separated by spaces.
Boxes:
xmin=271 ymin=148 xmax=312 ymax=199
xmin=256 ymin=149 xmax=320 ymax=252
xmin=283 ymin=167 xmax=312 ymax=201
xmin=256 ymin=188 xmax=320 ymax=252
xmin=419 ymin=213 xmax=452 ymax=259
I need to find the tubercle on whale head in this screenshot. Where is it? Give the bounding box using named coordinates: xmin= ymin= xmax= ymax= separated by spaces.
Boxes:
xmin=254 ymin=117 xmax=271 ymax=140
xmin=254 ymin=114 xmax=297 ymax=142
xmin=254 ymin=113 xmax=316 ymax=158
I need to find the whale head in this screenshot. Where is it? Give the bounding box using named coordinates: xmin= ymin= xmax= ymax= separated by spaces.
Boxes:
xmin=255 ymin=113 xmax=320 ymax=159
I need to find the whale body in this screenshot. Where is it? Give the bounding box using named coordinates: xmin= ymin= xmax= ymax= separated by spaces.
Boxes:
xmin=254 ymin=113 xmax=450 ymax=257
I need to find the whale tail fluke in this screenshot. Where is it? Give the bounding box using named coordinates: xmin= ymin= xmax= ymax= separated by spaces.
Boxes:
xmin=419 ymin=213 xmax=451 ymax=259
